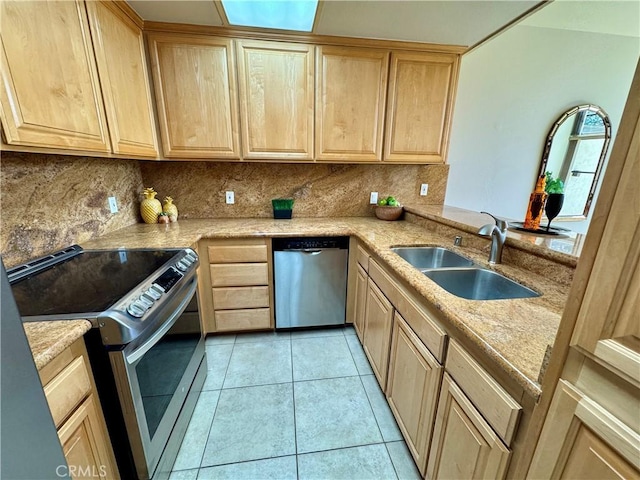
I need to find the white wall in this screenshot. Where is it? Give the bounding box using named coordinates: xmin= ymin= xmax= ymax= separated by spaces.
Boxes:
xmin=445 ymin=24 xmax=639 ymax=233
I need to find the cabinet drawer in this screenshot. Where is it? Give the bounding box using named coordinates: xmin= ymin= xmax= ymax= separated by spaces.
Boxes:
xmin=44 ymin=355 xmax=92 ymax=428
xmin=215 ymin=308 xmax=271 ymax=331
xmin=369 ymin=259 xmax=446 ymax=362
xmin=356 ymin=244 xmax=370 ymax=271
xmin=210 ymin=263 xmax=269 ymax=287
xmin=208 ymin=243 xmax=268 ymax=263
xmin=213 ymin=286 xmax=270 ymax=310
xmin=446 ymin=340 xmax=521 ymax=445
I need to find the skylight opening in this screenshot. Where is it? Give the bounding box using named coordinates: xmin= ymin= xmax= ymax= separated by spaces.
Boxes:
xmin=220 ymin=0 xmax=319 ymax=32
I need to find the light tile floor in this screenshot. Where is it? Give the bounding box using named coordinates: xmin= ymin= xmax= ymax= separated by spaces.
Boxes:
xmin=170 ymin=326 xmax=421 ymax=480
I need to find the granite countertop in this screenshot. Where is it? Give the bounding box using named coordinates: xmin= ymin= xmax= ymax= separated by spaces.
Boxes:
xmin=79 ymin=216 xmax=567 ymax=398
xmin=24 ymin=320 xmax=92 ymax=370
xmin=405 ymin=205 xmax=584 ymax=265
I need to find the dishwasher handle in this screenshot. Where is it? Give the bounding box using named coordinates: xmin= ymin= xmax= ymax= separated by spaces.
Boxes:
xmin=282 ymin=248 xmax=323 ymax=254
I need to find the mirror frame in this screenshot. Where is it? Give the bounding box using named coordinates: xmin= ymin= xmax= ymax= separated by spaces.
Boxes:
xmin=538 ymin=104 xmax=611 ymax=219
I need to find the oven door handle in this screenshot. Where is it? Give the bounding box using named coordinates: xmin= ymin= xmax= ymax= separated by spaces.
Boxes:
xmin=125 ymin=279 xmax=197 ymax=365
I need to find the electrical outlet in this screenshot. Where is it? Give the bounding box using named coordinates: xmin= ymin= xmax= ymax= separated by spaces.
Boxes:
xmin=420 ymin=184 xmax=429 ymax=196
xmin=225 ymin=191 xmax=235 ymax=204
xmin=370 ymin=192 xmax=378 ymax=204
xmin=108 ymin=196 xmax=118 ymax=213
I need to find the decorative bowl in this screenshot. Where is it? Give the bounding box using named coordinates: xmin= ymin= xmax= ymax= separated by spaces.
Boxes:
xmin=375 ymin=205 xmax=403 ymax=221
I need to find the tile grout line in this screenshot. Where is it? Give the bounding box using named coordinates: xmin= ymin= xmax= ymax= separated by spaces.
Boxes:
xmin=356 ymin=373 xmax=388 ymax=446
xmin=290 ymin=336 xmax=301 ymax=480
xmin=194 ymin=440 xmax=394 ymax=472
xmin=191 ymin=335 xmax=235 ymax=475
xmin=384 ymin=442 xmax=402 ymax=480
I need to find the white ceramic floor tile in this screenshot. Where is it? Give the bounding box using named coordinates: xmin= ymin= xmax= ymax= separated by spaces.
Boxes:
xmin=298 ymin=444 xmax=397 ymax=480
xmin=201 ymin=383 xmax=295 ymax=467
xmin=292 ymin=335 xmax=358 ymax=381
xmin=294 ymin=376 xmax=383 ymax=453
xmin=345 ymin=334 xmax=374 ymax=375
xmin=202 ymin=345 xmax=233 ymax=391
xmin=361 ymin=374 xmax=403 ymax=442
xmin=173 ymin=391 xmax=221 ymax=470
xmin=205 ymin=334 xmax=236 ymax=346
xmin=169 ymin=468 xmax=198 ymax=480
xmin=234 ymin=331 xmax=291 ymax=344
xmin=344 ymin=325 xmax=358 ymax=336
xmin=290 ymin=327 xmax=346 ymax=339
xmin=197 ymin=455 xmax=297 ymax=480
xmin=223 ymin=341 xmax=292 ymax=388
xmin=386 ymin=441 xmax=422 ymax=480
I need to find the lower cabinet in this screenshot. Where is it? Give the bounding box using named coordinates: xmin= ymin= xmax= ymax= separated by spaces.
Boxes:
xmin=350 ymin=246 xmax=526 ymax=479
xmin=198 ymin=238 xmax=273 ymax=333
xmin=427 ymin=373 xmax=511 ymax=480
xmin=386 ymin=312 xmax=442 ymax=475
xmin=362 ymin=279 xmax=394 ymax=389
xmin=58 ymin=394 xmax=117 ymax=480
xmin=528 ymin=380 xmax=639 ymax=479
xmin=353 ymin=263 xmax=368 ymax=342
xmin=40 ymin=338 xmax=119 ymax=480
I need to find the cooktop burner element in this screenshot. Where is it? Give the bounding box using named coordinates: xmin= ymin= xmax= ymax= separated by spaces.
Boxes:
xmin=7 ymin=245 xmax=199 ymax=347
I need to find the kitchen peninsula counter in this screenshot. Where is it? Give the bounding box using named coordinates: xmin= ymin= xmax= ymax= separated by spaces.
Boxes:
xmin=79 ymin=215 xmax=571 ymax=399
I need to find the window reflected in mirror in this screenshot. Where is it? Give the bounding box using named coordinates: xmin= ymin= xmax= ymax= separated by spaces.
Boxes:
xmin=538 ymin=105 xmax=611 ymax=219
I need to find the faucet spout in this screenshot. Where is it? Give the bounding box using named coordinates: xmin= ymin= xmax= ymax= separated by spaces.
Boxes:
xmin=478 ymin=212 xmax=508 ymax=264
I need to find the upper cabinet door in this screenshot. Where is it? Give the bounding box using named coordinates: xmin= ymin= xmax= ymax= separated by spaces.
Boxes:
xmin=316 ymin=46 xmax=389 ymax=162
xmin=384 ymin=52 xmax=458 ymax=163
xmin=148 ymin=34 xmax=240 ymax=159
xmin=86 ymin=1 xmax=158 ymax=157
xmin=0 ymin=0 xmax=110 ymax=152
xmin=236 ymin=40 xmax=314 ymax=160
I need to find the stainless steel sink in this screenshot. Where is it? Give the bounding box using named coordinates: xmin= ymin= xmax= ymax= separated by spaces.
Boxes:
xmin=391 ymin=247 xmax=475 ymax=269
xmin=422 ymin=268 xmax=540 ymax=300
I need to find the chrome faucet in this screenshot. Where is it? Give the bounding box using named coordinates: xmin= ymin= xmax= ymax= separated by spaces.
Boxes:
xmin=478 ymin=212 xmax=508 ymax=264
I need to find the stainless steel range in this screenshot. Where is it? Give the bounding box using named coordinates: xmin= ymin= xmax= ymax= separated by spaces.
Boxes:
xmin=8 ymin=245 xmax=206 ymax=480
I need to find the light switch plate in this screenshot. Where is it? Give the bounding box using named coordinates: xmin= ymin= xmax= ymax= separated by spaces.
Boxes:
xmin=420 ymin=184 xmax=429 ymax=196
xmin=370 ymin=192 xmax=378 ymax=204
xmin=226 ymin=191 xmax=235 ymax=204
xmin=108 ymin=196 xmax=118 ymax=213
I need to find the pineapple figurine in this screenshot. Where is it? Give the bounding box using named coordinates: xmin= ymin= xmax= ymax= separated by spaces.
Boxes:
xmin=140 ymin=187 xmax=162 ymax=224
xmin=163 ymin=196 xmax=179 ymax=222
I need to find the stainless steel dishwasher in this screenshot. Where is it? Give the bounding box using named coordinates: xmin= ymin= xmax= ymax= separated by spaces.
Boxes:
xmin=273 ymin=236 xmax=349 ymax=329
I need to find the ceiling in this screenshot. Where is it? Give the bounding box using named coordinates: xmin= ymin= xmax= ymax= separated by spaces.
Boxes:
xmin=520 ymin=0 xmax=640 ymax=38
xmin=127 ymin=0 xmax=542 ymax=47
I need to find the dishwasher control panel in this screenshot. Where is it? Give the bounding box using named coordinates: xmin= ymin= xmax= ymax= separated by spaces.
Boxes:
xmin=272 ymin=236 xmax=349 ymax=251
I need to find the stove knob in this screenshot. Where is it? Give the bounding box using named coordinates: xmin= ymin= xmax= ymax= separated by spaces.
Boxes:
xmin=176 ymin=260 xmax=188 ymax=272
xmin=150 ymin=283 xmax=165 ymax=296
xmin=146 ymin=287 xmax=162 ymax=300
xmin=139 ymin=294 xmax=154 ymax=309
xmin=185 ymin=251 xmax=197 ymax=262
xmin=127 ymin=302 xmax=145 ymax=318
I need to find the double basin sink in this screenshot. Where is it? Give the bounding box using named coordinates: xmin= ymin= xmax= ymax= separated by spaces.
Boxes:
xmin=391 ymin=247 xmax=539 ymax=301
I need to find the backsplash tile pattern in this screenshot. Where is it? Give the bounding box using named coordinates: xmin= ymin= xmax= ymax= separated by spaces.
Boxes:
xmin=140 ymin=162 xmax=449 ymax=218
xmin=1 ymin=152 xmax=143 ymax=267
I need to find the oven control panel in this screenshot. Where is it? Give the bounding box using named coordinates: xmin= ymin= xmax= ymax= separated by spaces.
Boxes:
xmin=125 ymin=249 xmax=198 ymax=318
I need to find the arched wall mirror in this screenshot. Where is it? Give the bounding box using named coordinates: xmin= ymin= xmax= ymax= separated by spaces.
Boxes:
xmin=537 ymin=104 xmax=611 ymax=219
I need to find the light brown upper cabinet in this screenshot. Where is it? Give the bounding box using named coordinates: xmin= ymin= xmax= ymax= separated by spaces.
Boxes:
xmin=148 ymin=34 xmax=240 ymax=159
xmin=0 ymin=0 xmax=110 ymax=152
xmin=86 ymin=1 xmax=158 ymax=157
xmin=316 ymin=46 xmax=389 ymax=162
xmin=236 ymin=40 xmax=314 ymax=160
xmin=384 ymin=52 xmax=459 ymax=163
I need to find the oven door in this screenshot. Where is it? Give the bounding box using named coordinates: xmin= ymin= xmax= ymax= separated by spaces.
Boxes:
xmin=109 ymin=277 xmax=204 ymax=480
